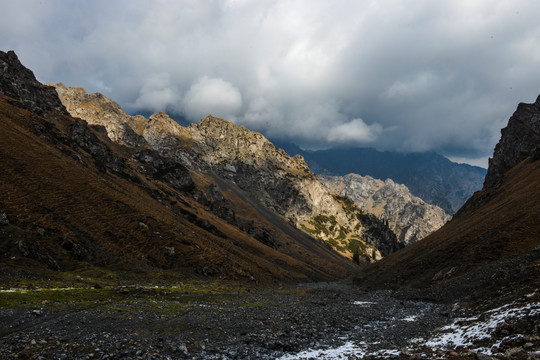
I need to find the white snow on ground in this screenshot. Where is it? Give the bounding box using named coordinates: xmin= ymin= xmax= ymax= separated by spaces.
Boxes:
xmin=0 ymin=287 xmax=77 ymax=293
xmin=280 ymin=297 xmax=540 ymax=359
xmin=352 ymin=301 xmax=376 ymax=306
xmin=401 ymin=314 xmax=418 ymax=322
xmin=277 ymin=341 xmax=367 ymax=360
xmin=412 ymin=300 xmax=540 ymax=355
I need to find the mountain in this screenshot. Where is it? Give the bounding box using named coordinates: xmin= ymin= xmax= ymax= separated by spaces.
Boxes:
xmin=356 ymin=94 xmax=540 ymax=304
xmin=319 ymin=174 xmax=451 ymax=245
xmin=0 ymin=49 xmax=412 ymax=286
xmin=53 ymin=83 xmax=401 ymax=262
xmin=0 ymin=50 xmax=363 ymax=283
xmin=274 ymin=140 xmax=487 ymax=215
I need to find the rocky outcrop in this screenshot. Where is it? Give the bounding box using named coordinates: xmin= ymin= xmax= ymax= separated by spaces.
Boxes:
xmin=320 ymin=174 xmax=451 ymax=245
xmin=0 ymin=51 xmax=67 ymax=116
xmin=175 ymin=116 xmax=399 ymax=259
xmin=484 ymin=95 xmax=540 ymax=189
xmin=52 ymin=84 xmax=400 ymax=261
xmin=53 ymin=83 xmax=147 ymax=147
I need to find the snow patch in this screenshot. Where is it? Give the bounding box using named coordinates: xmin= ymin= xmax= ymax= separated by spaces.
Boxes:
xmin=415 ymin=301 xmax=540 ymax=355
xmin=401 ymin=315 xmax=418 ymax=322
xmin=277 ymin=341 xmax=367 ymax=360
xmin=353 ymin=301 xmax=376 ymax=306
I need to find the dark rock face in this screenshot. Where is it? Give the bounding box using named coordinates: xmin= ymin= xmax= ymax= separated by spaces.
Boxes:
xmin=68 ymin=120 xmax=123 ymax=173
xmin=357 ymin=212 xmax=403 ymax=256
xmin=0 ymin=50 xmax=67 ymax=116
xmin=484 ymin=95 xmax=540 ymax=189
xmin=133 ymin=149 xmax=194 ymax=191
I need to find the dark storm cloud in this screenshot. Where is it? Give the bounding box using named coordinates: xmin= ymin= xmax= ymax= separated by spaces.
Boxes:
xmin=2 ymin=0 xmax=540 ymax=167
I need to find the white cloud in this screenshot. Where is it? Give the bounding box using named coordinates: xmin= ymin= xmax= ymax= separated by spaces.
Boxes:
xmin=447 ymin=156 xmax=489 ymax=169
xmin=183 ymin=76 xmax=243 ymax=121
xmin=1 ymin=0 xmax=540 ymax=166
xmin=327 ymin=119 xmax=383 ymax=143
xmin=132 ymin=72 xmax=181 ymax=113
xmin=383 ymin=72 xmax=438 ymax=100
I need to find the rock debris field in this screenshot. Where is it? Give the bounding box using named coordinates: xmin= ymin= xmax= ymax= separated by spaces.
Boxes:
xmin=0 ymin=281 xmax=539 ymax=360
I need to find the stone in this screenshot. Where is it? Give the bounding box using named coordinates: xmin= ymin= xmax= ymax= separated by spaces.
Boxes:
xmin=0 ymin=213 xmax=8 ymax=225
xmin=475 ymin=352 xmax=496 ymax=360
xmin=0 ymin=50 xmax=68 ymax=116
xmin=505 ymin=347 xmax=527 ymax=359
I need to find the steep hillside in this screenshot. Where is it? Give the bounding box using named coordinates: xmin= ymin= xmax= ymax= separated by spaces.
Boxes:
xmin=275 ymin=141 xmax=486 ymax=215
xmin=320 ymin=174 xmax=451 ymax=245
xmin=0 ymin=50 xmax=359 ymax=283
xmin=53 ymin=84 xmax=400 ymax=261
xmin=356 ymin=95 xmax=540 ymax=303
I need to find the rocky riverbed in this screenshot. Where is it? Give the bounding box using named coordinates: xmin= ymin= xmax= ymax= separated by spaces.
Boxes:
xmin=0 ymin=281 xmax=538 ymax=359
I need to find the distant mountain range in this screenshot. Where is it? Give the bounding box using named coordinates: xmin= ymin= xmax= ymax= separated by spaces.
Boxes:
xmin=273 ymin=140 xmax=487 ymax=215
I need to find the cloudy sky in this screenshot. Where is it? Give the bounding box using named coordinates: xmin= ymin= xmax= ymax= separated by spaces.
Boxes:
xmin=2 ymin=0 xmax=540 ymax=167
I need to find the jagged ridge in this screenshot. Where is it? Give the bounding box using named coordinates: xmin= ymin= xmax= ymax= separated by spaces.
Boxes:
xmin=53 ymin=84 xmax=400 ymax=261
xmin=320 ymin=174 xmax=451 ymax=245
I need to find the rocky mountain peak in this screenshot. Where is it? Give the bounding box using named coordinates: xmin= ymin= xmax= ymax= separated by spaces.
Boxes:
xmin=147 ymin=112 xmax=185 ymax=136
xmin=52 ymin=83 xmax=147 ymax=147
xmin=0 ymin=50 xmax=67 ymax=116
xmin=54 ymin=82 xmax=126 ymax=116
xmin=320 ymin=174 xmax=451 ymax=245
xmin=484 ymin=94 xmax=540 ymax=189
xmin=186 ymin=115 xmax=310 ymax=175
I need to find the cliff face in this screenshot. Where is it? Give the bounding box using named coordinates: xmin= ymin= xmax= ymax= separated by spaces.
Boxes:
xmin=52 ymin=84 xmax=400 ymax=261
xmin=484 ymin=95 xmax=540 ymax=189
xmin=53 ymin=83 xmax=147 ymax=147
xmin=0 ymin=51 xmax=67 ymax=116
xmin=320 ymin=174 xmax=451 ymax=245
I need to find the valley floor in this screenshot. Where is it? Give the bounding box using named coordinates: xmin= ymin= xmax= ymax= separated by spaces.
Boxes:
xmin=0 ymin=281 xmax=538 ymax=360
